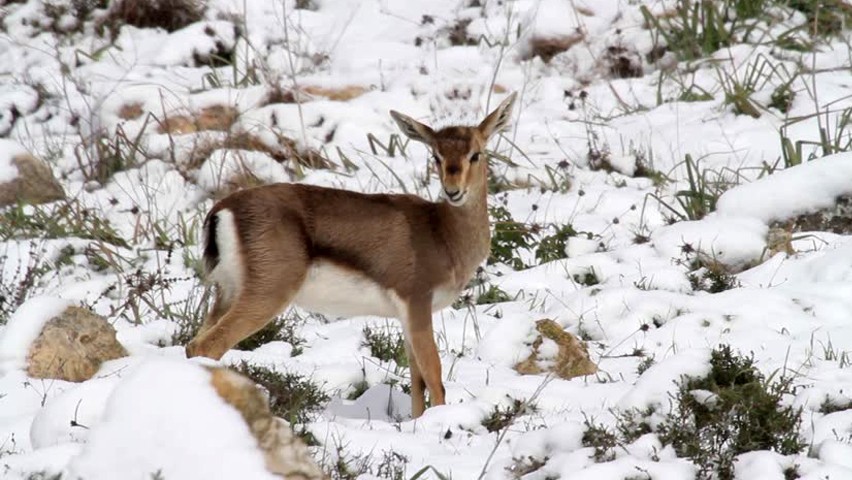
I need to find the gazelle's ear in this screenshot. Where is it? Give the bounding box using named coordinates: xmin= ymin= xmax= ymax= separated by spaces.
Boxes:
xmin=390 ymin=110 xmax=436 ymax=144
xmin=477 ymin=92 xmax=517 ymax=139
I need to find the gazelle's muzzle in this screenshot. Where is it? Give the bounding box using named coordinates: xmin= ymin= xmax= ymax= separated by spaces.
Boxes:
xmin=443 ymin=187 xmax=467 ymax=206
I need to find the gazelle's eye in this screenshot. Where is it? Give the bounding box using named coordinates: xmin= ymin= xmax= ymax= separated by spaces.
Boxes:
xmin=470 ymin=152 xmax=481 ymax=163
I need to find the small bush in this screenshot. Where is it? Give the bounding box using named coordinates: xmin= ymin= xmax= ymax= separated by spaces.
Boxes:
xmin=657 ymin=345 xmax=804 ymax=480
xmin=236 ymin=314 xmax=306 ymax=355
xmin=581 ymin=418 xmax=618 ymax=462
xmin=684 ymin=252 xmax=741 ymax=293
xmin=233 ymin=362 xmax=329 ymax=424
xmin=770 ymin=83 xmax=796 ymax=113
xmin=102 ymin=0 xmax=205 ymax=38
xmin=573 ymin=269 xmax=600 ymax=287
xmin=818 ymin=396 xmax=852 ymax=414
xmin=476 ymin=284 xmax=511 ymax=305
xmin=582 ymin=346 xmax=803 ymax=477
xmin=482 ymin=399 xmax=532 ymax=433
xmin=535 ymin=223 xmax=576 ymax=264
xmin=637 ymin=356 xmax=655 ymax=375
xmin=362 ymin=324 xmax=408 ymax=367
xmin=489 ymin=205 xmax=535 ymax=270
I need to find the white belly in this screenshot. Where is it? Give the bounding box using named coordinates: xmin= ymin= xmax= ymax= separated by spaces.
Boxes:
xmin=432 ymin=286 xmax=460 ymax=310
xmin=293 ymin=261 xmax=401 ymax=318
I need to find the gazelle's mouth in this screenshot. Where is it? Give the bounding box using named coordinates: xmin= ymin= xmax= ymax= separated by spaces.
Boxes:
xmin=444 ymin=189 xmax=467 ymax=206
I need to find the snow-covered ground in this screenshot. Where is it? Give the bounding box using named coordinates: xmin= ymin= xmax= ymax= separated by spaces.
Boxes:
xmin=2 ymin=0 xmax=852 ymax=478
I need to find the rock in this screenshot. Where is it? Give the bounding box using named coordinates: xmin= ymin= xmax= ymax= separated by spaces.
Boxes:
xmin=27 ymin=306 xmax=127 ymax=382
xmin=158 ymin=105 xmax=239 ymax=135
xmin=301 ymin=85 xmax=368 ymax=102
xmin=514 ymin=319 xmax=597 ymax=379
xmin=521 ymin=32 xmax=585 ymax=63
xmin=209 ymin=367 xmax=327 ymax=480
xmin=118 ymin=102 xmax=144 ymax=120
xmin=0 ymin=147 xmax=65 ymax=207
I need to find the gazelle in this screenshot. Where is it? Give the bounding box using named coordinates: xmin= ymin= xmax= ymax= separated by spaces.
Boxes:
xmin=186 ymin=92 xmax=517 ymax=417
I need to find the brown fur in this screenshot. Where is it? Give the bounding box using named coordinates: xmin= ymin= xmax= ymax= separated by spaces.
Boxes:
xmin=186 ymin=93 xmax=517 ymax=417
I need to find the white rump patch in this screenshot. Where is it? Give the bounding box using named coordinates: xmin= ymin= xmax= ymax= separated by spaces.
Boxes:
xmin=207 ymin=209 xmax=242 ymax=303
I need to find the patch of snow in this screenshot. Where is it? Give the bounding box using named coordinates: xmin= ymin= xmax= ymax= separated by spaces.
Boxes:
xmin=326 ymin=384 xmax=411 ymax=421
xmin=717 ymin=152 xmax=852 ymax=224
xmin=0 ymin=138 xmax=29 ymax=183
xmin=0 ymin=296 xmax=74 ymax=375
xmin=64 ymin=357 xmax=277 ymax=480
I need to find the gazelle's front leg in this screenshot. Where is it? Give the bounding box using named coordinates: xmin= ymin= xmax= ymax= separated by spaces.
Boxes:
xmin=405 ymin=299 xmax=445 ymax=416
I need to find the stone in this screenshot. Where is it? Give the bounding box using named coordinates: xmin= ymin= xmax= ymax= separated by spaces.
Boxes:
xmin=522 ymin=32 xmax=585 ymax=63
xmin=0 ymin=153 xmax=65 ymax=207
xmin=26 ymin=306 xmax=128 ymax=382
xmin=158 ymin=105 xmax=238 ymax=135
xmin=209 ymin=367 xmax=327 ymax=480
xmin=301 ymin=85 xmax=368 ymax=102
xmin=514 ymin=319 xmax=597 ymax=379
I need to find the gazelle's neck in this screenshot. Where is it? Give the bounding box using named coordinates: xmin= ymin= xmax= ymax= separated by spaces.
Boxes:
xmin=438 ymin=184 xmax=490 ymax=283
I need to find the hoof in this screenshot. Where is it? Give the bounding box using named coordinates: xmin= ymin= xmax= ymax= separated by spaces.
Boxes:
xmin=185 ymin=340 xmax=202 ymax=358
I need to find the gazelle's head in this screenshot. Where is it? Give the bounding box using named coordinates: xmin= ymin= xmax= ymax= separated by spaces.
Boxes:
xmin=390 ymin=92 xmax=517 ymax=206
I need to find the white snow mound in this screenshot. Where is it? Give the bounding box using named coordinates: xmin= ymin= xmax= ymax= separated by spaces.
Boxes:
xmin=64 ymin=358 xmax=277 ymax=480
xmin=717 ymin=152 xmax=852 ymax=224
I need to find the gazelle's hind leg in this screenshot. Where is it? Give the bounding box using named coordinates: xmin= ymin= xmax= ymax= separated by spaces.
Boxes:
xmin=187 ymin=226 xmax=309 ymax=360
xmin=405 ymin=340 xmax=427 ymax=417
xmin=194 ymin=288 xmax=230 ymax=339
xmin=405 ymin=300 xmax=445 ymax=416
xmin=186 ymin=291 xmax=294 ymax=360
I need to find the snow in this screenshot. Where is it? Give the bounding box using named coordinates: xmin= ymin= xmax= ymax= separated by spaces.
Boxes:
xmin=64 ymin=358 xmax=277 ymax=480
xmin=0 ymin=138 xmax=29 ymax=183
xmin=1 ymin=0 xmax=852 ymax=478
xmin=0 ymin=296 xmax=74 ymax=375
xmin=717 ymin=152 xmax=852 ymax=224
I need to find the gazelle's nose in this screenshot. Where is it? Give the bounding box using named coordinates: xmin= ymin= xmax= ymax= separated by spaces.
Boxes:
xmin=444 ymin=188 xmax=463 ymax=202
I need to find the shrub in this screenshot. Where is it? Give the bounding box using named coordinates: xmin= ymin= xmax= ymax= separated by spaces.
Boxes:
xmin=581 ymin=346 xmax=803 ymax=478
xmin=481 ymin=398 xmax=533 ymax=433
xmin=236 ymin=314 xmax=306 ymax=355
xmin=581 ymin=417 xmax=619 ymax=462
xmin=233 ymin=362 xmax=329 ymax=424
xmin=362 ymin=324 xmax=408 ymax=367
xmin=102 ymin=0 xmax=205 ymax=38
xmin=489 ymin=205 xmax=535 ymax=270
xmin=535 ymin=223 xmax=576 ymax=264
xmin=476 ymin=284 xmax=511 ymax=305
xmin=684 ymin=250 xmax=741 ymax=294
xmin=657 ymin=345 xmax=804 ymax=480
